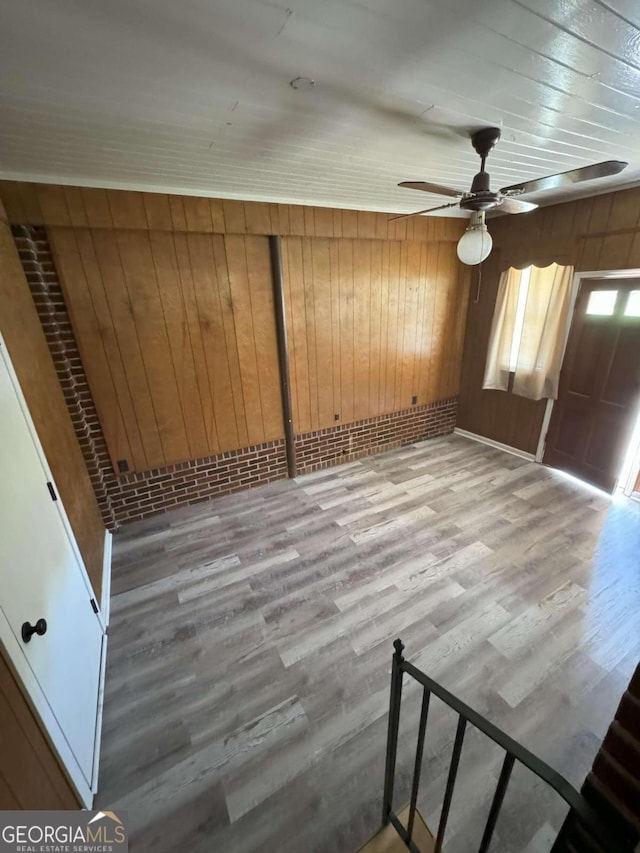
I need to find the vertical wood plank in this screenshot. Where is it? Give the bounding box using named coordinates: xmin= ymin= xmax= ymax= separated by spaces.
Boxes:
xmin=288 ymin=205 xmax=306 ymax=236
xmin=303 ymin=206 xmax=315 ymax=237
xmin=418 ymin=244 xmax=437 ymax=403
xmin=338 ymin=239 xmax=355 ymax=424
xmin=301 ymin=238 xmax=319 ymax=430
xmin=107 ymin=191 xmax=147 ymax=229
xmin=36 ymin=186 xmax=70 ymax=226
xmin=311 ymin=238 xmax=335 ymax=429
xmin=357 ymin=211 xmax=377 ymax=239
xmin=383 ymin=241 xmax=401 ymax=413
xmin=341 ymin=210 xmax=358 ymax=239
xmin=186 ymin=233 xmax=240 ymax=450
xmin=143 ymin=194 xmax=173 ymax=231
xmin=427 ymin=243 xmax=448 ymax=402
xmin=49 ymin=227 xmax=144 ymax=471
xmin=80 ymin=188 xmax=113 ymax=228
xmin=282 ymin=238 xmax=301 ymax=430
xmin=244 ymin=202 xmax=272 ymax=235
xmin=285 ymin=237 xmax=311 ymax=433
xmin=62 ymin=187 xmax=88 ymax=227
xmin=378 ymin=241 xmax=391 ymax=413
xmin=147 ymin=232 xmax=210 ymax=459
xmin=332 ymin=209 xmax=343 ymax=239
xmin=314 ymin=207 xmax=334 ymax=238
xmin=91 ymin=229 xmax=165 ymax=466
xmin=243 ymin=236 xmax=284 ymax=440
xmin=183 ymin=196 xmax=214 ymax=232
xmin=352 ymin=239 xmax=371 ymax=421
xmin=209 ymin=198 xmax=226 ymax=233
xmin=0 ymin=182 xmax=29 ymax=222
xmin=276 ymin=204 xmax=291 ymax=236
xmin=115 ymin=230 xmax=190 ymax=464
xmin=169 ymin=196 xmax=188 ymax=231
xmin=369 ymin=240 xmax=383 ymax=416
xmin=225 ymin=234 xmax=266 ymax=444
xmin=329 ymin=238 xmax=342 ymax=421
xmin=219 ymin=201 xmax=244 ymax=234
xmin=172 ymin=232 xmax=221 ymax=454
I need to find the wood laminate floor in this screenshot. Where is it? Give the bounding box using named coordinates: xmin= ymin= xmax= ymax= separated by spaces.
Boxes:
xmin=97 ymin=435 xmax=640 ymax=853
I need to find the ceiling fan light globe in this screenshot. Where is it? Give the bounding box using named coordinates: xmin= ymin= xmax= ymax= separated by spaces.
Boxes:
xmin=457 ymin=225 xmax=492 ymax=265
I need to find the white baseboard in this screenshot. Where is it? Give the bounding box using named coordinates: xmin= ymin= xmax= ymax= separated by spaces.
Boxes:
xmin=101 ymin=530 xmax=112 ymax=628
xmin=453 ymin=428 xmax=536 ymax=462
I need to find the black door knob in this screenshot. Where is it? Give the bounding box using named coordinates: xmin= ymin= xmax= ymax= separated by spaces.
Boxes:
xmin=21 ymin=618 xmax=47 ymax=643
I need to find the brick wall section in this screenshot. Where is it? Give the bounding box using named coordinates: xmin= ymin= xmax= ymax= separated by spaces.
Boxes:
xmin=14 ymin=225 xmax=457 ymax=527
xmin=113 ymin=441 xmax=287 ymax=523
xmin=294 ymin=398 xmax=457 ymax=474
xmin=554 ymin=662 xmax=640 ymax=851
xmin=580 ymin=662 xmax=640 ymax=847
xmin=13 ymin=225 xmax=119 ymax=530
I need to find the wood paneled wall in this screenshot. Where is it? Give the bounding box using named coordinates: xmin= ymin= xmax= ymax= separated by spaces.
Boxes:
xmin=0 ymin=650 xmax=79 ymax=809
xmin=1 ymin=180 xmax=468 ymax=476
xmin=0 ymin=205 xmax=105 ymax=593
xmin=0 ymin=181 xmax=464 ymax=243
xmin=49 ymin=228 xmax=282 ymax=472
xmin=458 ymin=185 xmax=640 ymax=454
xmin=283 ymin=237 xmax=470 ymax=434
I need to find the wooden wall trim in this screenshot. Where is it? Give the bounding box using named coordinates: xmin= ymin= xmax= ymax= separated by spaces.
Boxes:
xmin=269 ymin=236 xmax=296 ymax=478
xmin=0 ymin=181 xmax=466 ymax=243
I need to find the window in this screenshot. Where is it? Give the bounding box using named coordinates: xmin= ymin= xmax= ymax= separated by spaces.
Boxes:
xmin=483 ymin=263 xmax=574 ymax=401
xmin=586 ymin=290 xmax=617 ymax=316
xmin=624 ymin=290 xmax=640 ymax=317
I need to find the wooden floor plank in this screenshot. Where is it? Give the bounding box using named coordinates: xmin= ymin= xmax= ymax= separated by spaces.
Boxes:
xmin=97 ymin=435 xmax=640 ymax=852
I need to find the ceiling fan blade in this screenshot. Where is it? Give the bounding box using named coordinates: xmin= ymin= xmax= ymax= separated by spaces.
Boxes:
xmin=500 ymin=160 xmax=628 ymax=196
xmin=399 ymin=181 xmax=462 ymax=198
xmin=389 ymin=201 xmax=461 ymax=222
xmin=498 ymin=197 xmax=538 ymax=215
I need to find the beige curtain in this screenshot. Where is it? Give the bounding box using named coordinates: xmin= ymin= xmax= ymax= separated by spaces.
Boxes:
xmin=483 ymin=263 xmax=574 ymax=401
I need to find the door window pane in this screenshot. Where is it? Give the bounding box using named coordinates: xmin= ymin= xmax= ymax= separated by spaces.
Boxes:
xmin=586 ymin=290 xmax=617 ymax=315
xmin=624 ymin=290 xmax=640 ymax=317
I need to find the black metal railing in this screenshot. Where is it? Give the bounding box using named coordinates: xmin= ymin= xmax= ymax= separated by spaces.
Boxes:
xmin=381 ymin=638 xmax=634 ymax=853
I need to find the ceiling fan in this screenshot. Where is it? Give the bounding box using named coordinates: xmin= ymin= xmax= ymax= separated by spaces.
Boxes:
xmin=392 ymin=127 xmax=628 ymax=265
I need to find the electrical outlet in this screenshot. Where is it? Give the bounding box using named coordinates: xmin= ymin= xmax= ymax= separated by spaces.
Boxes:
xmin=411 ymin=395 xmax=418 ymax=405
xmin=334 ymin=413 xmax=340 ymax=421
xmin=117 ymin=459 xmax=129 ymax=473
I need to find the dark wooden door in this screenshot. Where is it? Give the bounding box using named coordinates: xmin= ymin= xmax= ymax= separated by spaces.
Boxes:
xmin=543 ymin=279 xmax=640 ymax=492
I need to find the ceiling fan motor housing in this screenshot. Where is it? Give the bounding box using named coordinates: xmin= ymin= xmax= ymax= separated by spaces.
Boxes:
xmin=461 ymin=169 xmax=501 ymax=210
xmin=460 ymin=193 xmax=501 ymax=211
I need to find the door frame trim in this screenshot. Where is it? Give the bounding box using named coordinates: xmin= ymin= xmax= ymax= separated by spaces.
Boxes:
xmin=536 ymin=268 xmax=640 ymax=490
xmin=0 ymin=332 xmax=103 ymax=807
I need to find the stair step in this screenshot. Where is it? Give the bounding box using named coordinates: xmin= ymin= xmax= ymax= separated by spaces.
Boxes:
xmin=359 ymin=805 xmax=435 ymax=853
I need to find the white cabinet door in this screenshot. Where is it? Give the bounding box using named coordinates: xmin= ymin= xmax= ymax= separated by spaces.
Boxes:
xmin=0 ymin=346 xmax=104 ymax=789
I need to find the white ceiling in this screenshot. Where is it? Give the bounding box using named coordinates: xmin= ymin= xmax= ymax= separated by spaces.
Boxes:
xmin=2 ymin=0 xmax=640 ymax=215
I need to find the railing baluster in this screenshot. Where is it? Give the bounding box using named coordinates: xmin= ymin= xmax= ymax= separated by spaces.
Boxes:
xmin=434 ymin=715 xmax=467 ymax=853
xmin=407 ymin=688 xmax=431 ymax=843
xmin=380 ymin=640 xmax=632 ymax=853
xmin=382 ymin=638 xmax=405 ymax=825
xmin=478 ymin=752 xmax=516 ymax=853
